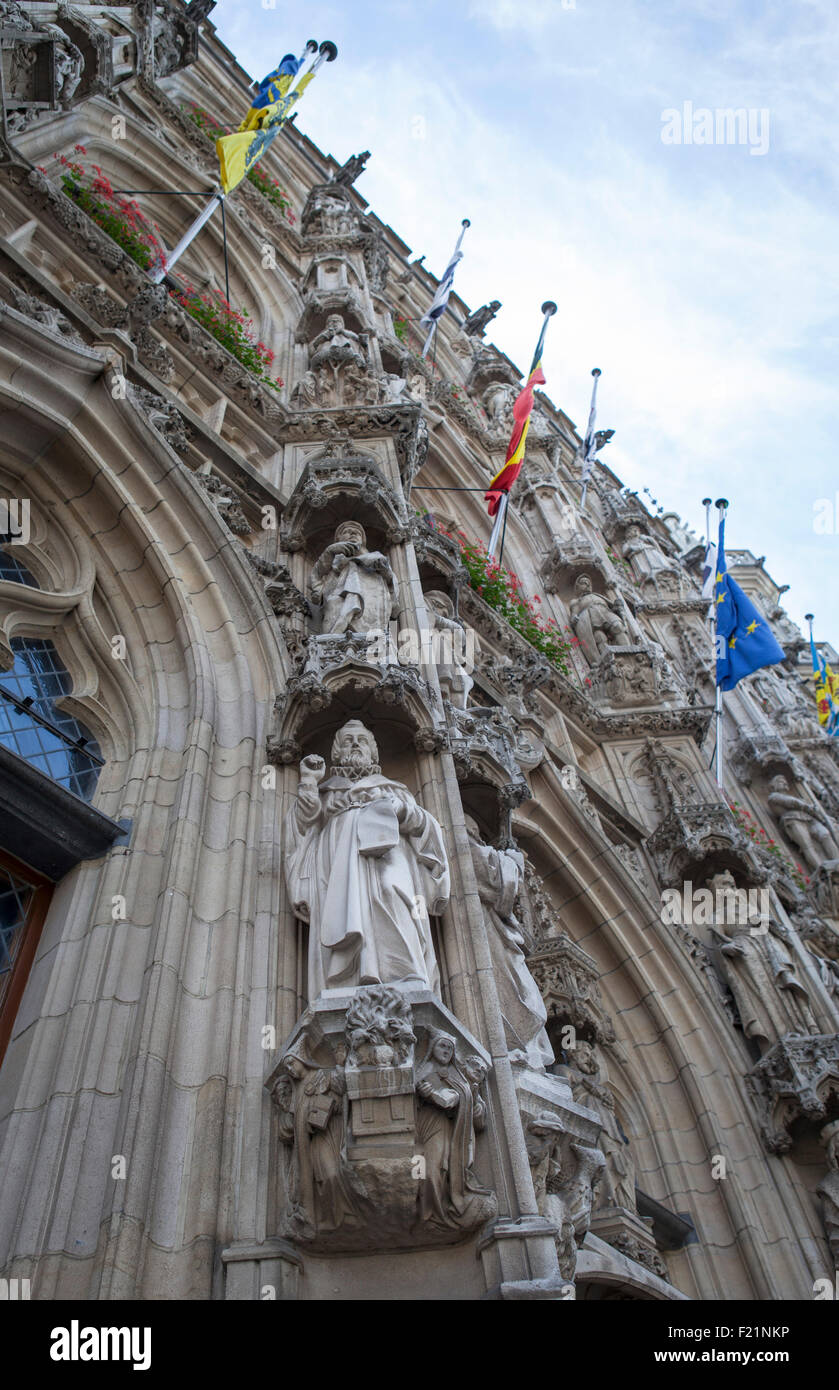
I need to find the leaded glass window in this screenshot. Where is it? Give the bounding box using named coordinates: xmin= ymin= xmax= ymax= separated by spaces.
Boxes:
xmin=0 ymin=534 xmax=39 ymax=588
xmin=0 ymin=867 xmax=32 ymax=992
xmin=0 ymin=637 xmax=103 ymax=800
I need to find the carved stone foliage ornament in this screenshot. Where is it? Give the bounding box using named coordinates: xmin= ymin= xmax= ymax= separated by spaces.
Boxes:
xmin=284 ymin=721 xmax=450 ymax=995
xmin=268 ymin=985 xmax=496 ymax=1251
xmin=1 ymin=1 xmax=83 ymax=135
xmin=745 ymin=1032 xmax=839 ymax=1153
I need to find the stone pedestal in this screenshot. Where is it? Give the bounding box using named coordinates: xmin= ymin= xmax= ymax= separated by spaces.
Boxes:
xmin=267 ymin=985 xmax=497 ymax=1255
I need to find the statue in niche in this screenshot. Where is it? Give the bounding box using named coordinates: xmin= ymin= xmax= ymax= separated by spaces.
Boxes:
xmin=557 ymin=1040 xmax=636 ymax=1213
xmin=414 ymin=1030 xmax=492 ymax=1230
xmin=767 ymin=774 xmax=839 ymax=872
xmin=274 ymin=1041 xmax=362 ymax=1237
xmin=569 ymin=574 xmax=630 ymax=663
xmin=817 ymin=1122 xmax=839 ymax=1270
xmin=285 ymin=720 xmax=450 ymax=996
xmin=310 ymin=521 xmax=398 ymax=636
xmin=464 ymin=817 xmax=553 ymax=1069
xmin=621 ymin=523 xmax=676 ymax=580
xmin=309 ymin=313 xmax=366 ymax=374
xmin=425 ymin=590 xmax=473 ymax=708
xmin=708 ymin=870 xmax=819 ymax=1048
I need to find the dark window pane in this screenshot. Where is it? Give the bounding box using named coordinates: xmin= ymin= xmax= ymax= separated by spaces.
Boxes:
xmin=0 ymin=638 xmax=102 ymax=801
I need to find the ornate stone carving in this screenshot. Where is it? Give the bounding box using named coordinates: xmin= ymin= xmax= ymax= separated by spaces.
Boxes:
xmin=464 ymin=818 xmax=552 ymax=1069
xmin=708 ymin=871 xmax=819 ymax=1051
xmin=569 ymin=574 xmax=630 ymax=664
xmin=1 ymin=2 xmax=83 ymax=135
xmin=193 ymin=470 xmax=250 ymax=534
xmin=310 ymin=521 xmax=397 ymax=636
xmin=745 ymin=1033 xmax=839 ymax=1153
xmin=526 ymin=1110 xmax=605 ymax=1281
xmin=462 ymin=301 xmax=501 ymax=338
xmin=4 ymin=286 xmax=83 ymax=343
xmin=767 ymin=773 xmax=839 ymax=872
xmin=556 ymin=1042 xmax=637 ymax=1215
xmin=127 ymin=383 xmax=191 ymax=455
xmin=424 ymin=590 xmax=473 ymax=709
xmin=268 ymin=985 xmax=496 ymax=1250
xmin=281 ymin=455 xmax=407 ymax=551
xmin=284 ymin=721 xmax=450 ymax=995
xmin=817 ymin=1121 xmax=839 ymax=1268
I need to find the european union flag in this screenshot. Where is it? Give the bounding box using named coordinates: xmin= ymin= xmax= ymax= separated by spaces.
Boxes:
xmin=714 ymin=513 xmax=785 ymax=690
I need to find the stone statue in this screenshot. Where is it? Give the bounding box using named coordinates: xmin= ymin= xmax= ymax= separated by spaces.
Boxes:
xmin=309 ymin=313 xmax=366 ymax=374
xmin=526 ymin=1111 xmax=605 ymax=1280
xmin=285 ymin=720 xmax=450 ymax=995
xmin=310 ymin=521 xmax=397 ymax=635
xmin=462 ymin=301 xmax=501 ymax=338
xmin=425 ymin=590 xmax=473 ymax=708
xmin=817 ymin=1122 xmax=839 ymax=1270
xmin=464 ymin=817 xmax=553 ymax=1069
xmin=621 ymin=524 xmax=675 ymax=579
xmin=767 ymin=774 xmax=839 ymax=872
xmin=569 ymin=574 xmax=630 ymax=663
xmin=274 ymin=1041 xmax=362 ymax=1238
xmin=558 ymin=1041 xmax=636 ymax=1213
xmin=414 ymin=1029 xmax=492 ymax=1230
xmin=709 ymin=871 xmax=819 ymax=1048
xmin=482 ymin=382 xmax=515 ymax=427
xmin=331 ymin=150 xmax=371 ymax=187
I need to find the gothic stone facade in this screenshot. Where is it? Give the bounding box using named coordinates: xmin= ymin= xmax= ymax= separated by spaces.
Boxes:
xmin=0 ymin=2 xmax=837 ymax=1302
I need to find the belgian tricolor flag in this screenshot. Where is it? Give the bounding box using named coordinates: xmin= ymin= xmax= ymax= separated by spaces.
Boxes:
xmin=485 ymin=309 xmax=552 ymax=517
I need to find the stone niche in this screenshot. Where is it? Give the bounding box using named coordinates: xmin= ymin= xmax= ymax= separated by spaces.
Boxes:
xmin=266 ymin=985 xmax=497 ymax=1253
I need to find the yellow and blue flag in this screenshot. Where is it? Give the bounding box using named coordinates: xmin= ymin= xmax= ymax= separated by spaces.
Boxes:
xmin=714 ymin=512 xmax=785 ymax=690
xmin=810 ymin=629 xmax=839 ymax=736
xmin=216 ymin=55 xmax=316 ymax=195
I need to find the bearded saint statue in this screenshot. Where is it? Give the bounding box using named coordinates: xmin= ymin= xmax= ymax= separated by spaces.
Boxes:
xmin=285 ymin=720 xmax=450 ymax=997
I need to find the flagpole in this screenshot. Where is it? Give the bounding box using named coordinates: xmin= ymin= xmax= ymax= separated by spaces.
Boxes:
xmin=486 ymin=299 xmax=557 ymax=561
xmin=149 ymin=40 xmax=336 ymax=285
xmin=714 ymin=497 xmax=728 ymax=790
xmin=579 ymin=368 xmax=601 ymax=510
xmin=420 ymin=219 xmax=470 ymax=358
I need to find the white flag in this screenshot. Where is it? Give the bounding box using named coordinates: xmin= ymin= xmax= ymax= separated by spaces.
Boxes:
xmin=420 ymin=221 xmax=469 ymax=356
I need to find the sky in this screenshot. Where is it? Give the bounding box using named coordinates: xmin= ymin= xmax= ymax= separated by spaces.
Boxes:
xmin=211 ymin=0 xmax=838 ymax=638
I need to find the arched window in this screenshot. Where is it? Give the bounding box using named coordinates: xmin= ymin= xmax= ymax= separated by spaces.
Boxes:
xmin=0 ymin=637 xmax=103 ymax=800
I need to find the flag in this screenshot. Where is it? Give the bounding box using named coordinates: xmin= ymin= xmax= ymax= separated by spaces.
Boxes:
xmin=579 ymin=373 xmax=601 ymax=489
xmin=216 ymin=57 xmax=317 ymax=195
xmin=419 ymin=221 xmax=469 ymax=355
xmin=714 ymin=513 xmax=785 ymax=690
xmin=701 ymin=539 xmax=718 ymax=599
xmin=485 ymin=315 xmax=549 ymax=517
xmin=810 ymin=629 xmax=839 ymax=736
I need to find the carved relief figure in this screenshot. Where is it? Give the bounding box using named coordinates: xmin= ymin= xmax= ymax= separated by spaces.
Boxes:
xmin=464 ymin=817 xmax=552 ymax=1068
xmin=462 ymin=301 xmax=501 ymax=338
xmin=767 ymin=774 xmax=839 ymax=872
xmin=285 ymin=721 xmax=450 ymax=995
xmin=415 ymin=1030 xmax=491 ymax=1230
xmin=569 ymin=574 xmax=630 ymax=663
xmin=709 ymin=871 xmax=819 ymax=1048
xmin=425 ymin=590 xmax=473 ymax=708
xmin=310 ymin=521 xmax=398 ymax=636
xmin=817 ymin=1122 xmax=839 ymax=1269
xmin=558 ymin=1041 xmax=636 ymax=1213
xmin=274 ymin=1043 xmax=361 ymax=1237
xmin=309 ymin=313 xmax=366 ymax=373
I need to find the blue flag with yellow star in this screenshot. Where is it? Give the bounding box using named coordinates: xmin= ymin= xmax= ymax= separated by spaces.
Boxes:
xmin=714 ymin=513 xmax=785 ymax=690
